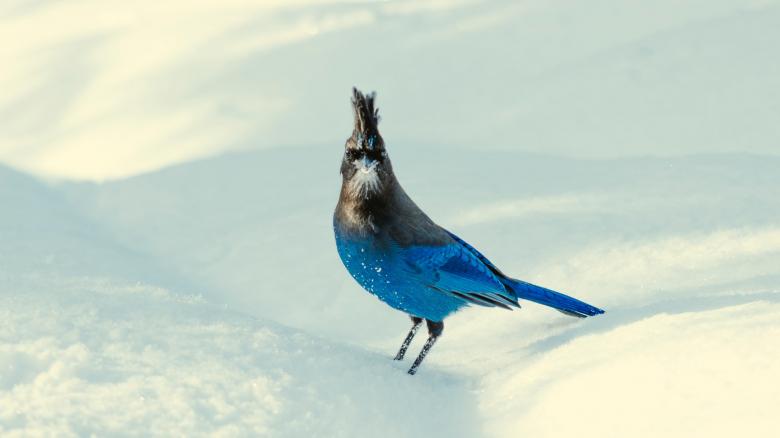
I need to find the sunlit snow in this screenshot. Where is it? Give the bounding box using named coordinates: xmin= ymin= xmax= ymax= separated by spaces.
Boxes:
xmin=1 ymin=0 xmax=779 ymax=436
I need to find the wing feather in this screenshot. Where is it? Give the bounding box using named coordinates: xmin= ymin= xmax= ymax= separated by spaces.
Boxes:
xmin=403 ymin=243 xmax=519 ymax=310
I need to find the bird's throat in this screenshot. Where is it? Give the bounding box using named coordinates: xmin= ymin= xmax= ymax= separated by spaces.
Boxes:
xmin=347 ymin=166 xmax=381 ymax=199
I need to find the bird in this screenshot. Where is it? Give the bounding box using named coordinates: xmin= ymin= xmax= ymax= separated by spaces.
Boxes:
xmin=333 ymin=88 xmax=604 ymax=375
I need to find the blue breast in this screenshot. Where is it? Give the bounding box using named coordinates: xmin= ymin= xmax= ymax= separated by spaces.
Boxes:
xmin=334 ymin=227 xmax=467 ymax=321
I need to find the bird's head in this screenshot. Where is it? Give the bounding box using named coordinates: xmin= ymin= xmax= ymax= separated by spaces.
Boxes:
xmin=340 ymin=87 xmax=394 ymax=200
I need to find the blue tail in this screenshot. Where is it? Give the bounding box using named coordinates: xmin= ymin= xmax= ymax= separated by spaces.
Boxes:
xmin=505 ymin=278 xmax=604 ymax=317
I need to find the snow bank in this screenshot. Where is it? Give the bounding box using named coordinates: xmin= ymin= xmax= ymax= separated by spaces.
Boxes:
xmin=2 ymin=148 xmax=779 ymax=436
xmin=1 ymin=165 xmax=477 ymax=436
xmin=0 ymin=278 xmax=480 ymax=437
xmin=2 ymin=0 xmax=778 ymax=179
xmin=481 ymin=302 xmax=780 ymax=437
xmin=2 ymin=0 xmax=778 ymax=434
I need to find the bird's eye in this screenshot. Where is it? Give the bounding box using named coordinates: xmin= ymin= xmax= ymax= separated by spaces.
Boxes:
xmin=366 ymin=149 xmax=383 ymax=162
xmin=346 ymin=149 xmax=362 ymax=161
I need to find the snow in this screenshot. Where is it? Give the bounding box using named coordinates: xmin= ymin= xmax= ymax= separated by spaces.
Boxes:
xmin=2 ymin=0 xmax=780 ymax=435
xmin=2 ymin=0 xmax=779 ymax=179
xmin=2 ymin=147 xmax=779 ymax=436
xmin=481 ymin=302 xmax=780 ymax=437
xmin=0 ymin=277 xmax=477 ymax=437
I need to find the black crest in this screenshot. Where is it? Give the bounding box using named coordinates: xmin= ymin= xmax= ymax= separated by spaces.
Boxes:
xmin=351 ymin=87 xmax=381 ymax=147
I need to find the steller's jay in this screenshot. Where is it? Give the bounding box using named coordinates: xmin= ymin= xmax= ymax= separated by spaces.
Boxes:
xmin=334 ymin=88 xmax=604 ymax=375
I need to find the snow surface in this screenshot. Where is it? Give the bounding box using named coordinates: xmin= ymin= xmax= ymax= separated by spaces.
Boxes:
xmin=2 ymin=0 xmax=779 ymax=435
xmin=2 ymin=0 xmax=779 ymax=179
xmin=2 ymin=148 xmax=780 ymax=436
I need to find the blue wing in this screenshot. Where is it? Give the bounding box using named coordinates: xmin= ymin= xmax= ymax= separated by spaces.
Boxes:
xmin=445 ymin=229 xmax=604 ymax=317
xmin=403 ymin=242 xmax=520 ymax=310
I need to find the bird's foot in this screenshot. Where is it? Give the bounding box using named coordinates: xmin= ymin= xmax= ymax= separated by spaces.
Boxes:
xmin=394 ymin=316 xmax=423 ymax=361
xmin=407 ymin=320 xmax=443 ymax=375
xmin=407 ymin=335 xmax=438 ymax=375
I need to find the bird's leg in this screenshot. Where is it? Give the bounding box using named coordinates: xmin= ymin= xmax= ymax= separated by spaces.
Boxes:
xmin=394 ymin=316 xmax=423 ymax=360
xmin=407 ymin=319 xmax=444 ymax=375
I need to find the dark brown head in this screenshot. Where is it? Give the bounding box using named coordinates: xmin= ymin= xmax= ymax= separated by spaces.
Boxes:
xmin=340 ymin=88 xmax=394 ymax=200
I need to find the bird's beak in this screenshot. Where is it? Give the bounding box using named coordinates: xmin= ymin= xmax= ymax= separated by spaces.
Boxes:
xmin=357 ymin=156 xmax=377 ymax=173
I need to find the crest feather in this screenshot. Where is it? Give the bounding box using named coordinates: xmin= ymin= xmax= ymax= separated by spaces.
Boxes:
xmin=351 ymin=87 xmax=380 ymax=137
